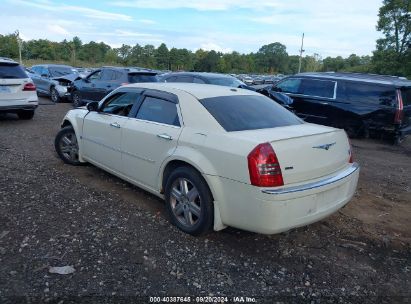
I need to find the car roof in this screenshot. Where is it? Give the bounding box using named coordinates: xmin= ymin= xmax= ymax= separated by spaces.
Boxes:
xmin=294 ymin=72 xmax=411 ymax=87
xmin=123 ymin=82 xmax=260 ymax=99
xmin=33 ymin=64 xmax=74 ymax=69
xmin=163 ymin=72 xmax=236 ymax=79
xmin=101 ymin=66 xmax=157 ymax=74
xmin=0 ymin=57 xmax=18 ymax=64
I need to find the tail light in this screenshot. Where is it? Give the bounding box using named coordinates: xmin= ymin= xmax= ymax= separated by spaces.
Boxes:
xmin=23 ymin=82 xmax=36 ymax=91
xmin=394 ymin=89 xmax=404 ymax=124
xmin=120 ymin=82 xmax=129 ymax=86
xmin=348 ymin=139 xmax=354 ymax=163
xmin=248 ymin=143 xmax=284 ymax=187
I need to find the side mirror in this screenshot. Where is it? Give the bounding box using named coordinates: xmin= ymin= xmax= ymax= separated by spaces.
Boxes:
xmin=87 ymin=101 xmax=99 ymax=112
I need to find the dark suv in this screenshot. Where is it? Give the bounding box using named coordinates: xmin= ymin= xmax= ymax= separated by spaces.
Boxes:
xmin=272 ymin=72 xmax=411 ymax=143
xmin=69 ymin=67 xmax=158 ymax=107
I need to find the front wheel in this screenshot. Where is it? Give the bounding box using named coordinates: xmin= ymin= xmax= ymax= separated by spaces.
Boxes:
xmin=165 ymin=167 xmax=214 ymax=236
xmin=72 ymin=90 xmax=83 ymax=107
xmin=54 ymin=126 xmax=82 ymax=165
xmin=50 ymin=87 xmax=60 ymax=103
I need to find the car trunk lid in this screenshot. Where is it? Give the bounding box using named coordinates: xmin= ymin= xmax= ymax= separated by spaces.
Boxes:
xmin=231 ymin=124 xmax=350 ymax=185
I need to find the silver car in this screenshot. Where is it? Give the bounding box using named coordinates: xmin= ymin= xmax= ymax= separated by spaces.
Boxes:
xmin=29 ymin=64 xmax=78 ymax=103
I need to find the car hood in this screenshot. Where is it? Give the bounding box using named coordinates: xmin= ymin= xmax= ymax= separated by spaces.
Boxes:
xmin=52 ymin=73 xmax=79 ymax=82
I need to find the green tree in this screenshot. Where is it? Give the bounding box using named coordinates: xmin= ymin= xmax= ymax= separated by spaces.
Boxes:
xmin=256 ymin=42 xmax=289 ymax=73
xmin=373 ymin=0 xmax=411 ymax=77
xmin=155 ymin=43 xmax=169 ymax=69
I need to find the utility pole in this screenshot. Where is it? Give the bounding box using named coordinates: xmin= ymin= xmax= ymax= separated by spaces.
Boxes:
xmin=15 ymin=30 xmax=23 ymax=64
xmin=298 ymin=33 xmax=305 ymax=74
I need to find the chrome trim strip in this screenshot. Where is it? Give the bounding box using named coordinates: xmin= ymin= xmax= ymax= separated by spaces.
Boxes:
xmin=262 ymin=163 xmax=359 ymax=195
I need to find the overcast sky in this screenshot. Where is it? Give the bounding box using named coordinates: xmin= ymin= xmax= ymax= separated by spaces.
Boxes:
xmin=1 ymin=0 xmax=383 ymax=58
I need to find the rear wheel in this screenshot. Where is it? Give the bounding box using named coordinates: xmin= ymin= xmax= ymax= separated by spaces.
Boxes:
xmin=17 ymin=110 xmax=34 ymax=120
xmin=72 ymin=90 xmax=83 ymax=107
xmin=54 ymin=126 xmax=82 ymax=165
xmin=165 ymin=167 xmax=214 ymax=236
xmin=50 ymin=87 xmax=60 ymax=103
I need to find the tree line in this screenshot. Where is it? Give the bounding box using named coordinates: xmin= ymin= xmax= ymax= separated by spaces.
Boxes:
xmin=0 ymin=0 xmax=409 ymax=77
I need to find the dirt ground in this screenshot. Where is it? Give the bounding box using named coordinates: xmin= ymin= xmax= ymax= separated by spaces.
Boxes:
xmin=0 ymin=98 xmax=410 ymax=303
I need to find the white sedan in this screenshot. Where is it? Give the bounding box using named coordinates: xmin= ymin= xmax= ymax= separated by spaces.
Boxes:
xmin=55 ymin=83 xmax=359 ymax=235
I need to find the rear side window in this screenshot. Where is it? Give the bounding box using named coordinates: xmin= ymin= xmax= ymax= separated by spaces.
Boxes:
xmin=136 ymin=96 xmax=180 ymax=126
xmin=401 ymin=88 xmax=411 ymax=106
xmin=344 ymin=82 xmax=396 ymax=106
xmin=300 ymin=79 xmax=336 ymax=98
xmin=0 ymin=63 xmax=27 ymax=79
xmin=128 ymin=73 xmax=158 ymax=83
xmin=200 ymin=95 xmax=302 ymax=132
xmin=101 ymin=69 xmax=115 ymax=81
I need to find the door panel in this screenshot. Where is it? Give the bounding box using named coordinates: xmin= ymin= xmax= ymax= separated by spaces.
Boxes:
xmin=82 ymin=112 xmax=127 ymax=173
xmin=121 ymin=93 xmax=182 ymax=189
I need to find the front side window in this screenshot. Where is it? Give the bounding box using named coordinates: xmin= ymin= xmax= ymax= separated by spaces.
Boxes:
xmin=136 ymin=96 xmax=180 ymax=126
xmin=100 ymin=92 xmax=139 ymax=116
xmin=207 ymin=77 xmax=244 ymax=87
xmin=345 ymin=82 xmax=396 ymax=106
xmin=88 ymin=70 xmax=102 ymax=81
xmin=300 ymin=79 xmax=336 ymax=98
xmin=200 ymin=95 xmax=302 ymax=132
xmin=175 ymin=76 xmax=193 ymax=83
xmin=193 ymin=77 xmax=206 ymax=84
xmin=276 ymin=78 xmax=302 ymax=94
xmin=101 ymin=69 xmax=115 ymax=81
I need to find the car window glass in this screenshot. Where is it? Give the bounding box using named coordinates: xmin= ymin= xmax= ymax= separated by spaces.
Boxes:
xmin=401 ymin=88 xmax=411 ymax=106
xmin=276 ymin=78 xmax=301 ymax=94
xmin=31 ymin=66 xmax=40 ymax=74
xmin=175 ymin=76 xmax=193 ymax=83
xmin=100 ymin=92 xmax=139 ymax=116
xmin=300 ymin=79 xmax=336 ymax=98
xmin=200 ymin=95 xmax=302 ymax=132
xmin=40 ymin=67 xmax=49 ymax=76
xmin=136 ymin=96 xmax=180 ymax=126
xmin=345 ymin=82 xmax=396 ymax=106
xmin=0 ymin=63 xmax=28 ymax=79
xmin=193 ymin=77 xmax=206 ymax=84
xmin=113 ymin=71 xmax=123 ymax=80
xmin=101 ymin=70 xmax=115 ymax=81
xmin=164 ymin=76 xmax=177 ymax=82
xmin=88 ymin=71 xmax=101 ymax=81
xmin=128 ymin=73 xmax=158 ymax=83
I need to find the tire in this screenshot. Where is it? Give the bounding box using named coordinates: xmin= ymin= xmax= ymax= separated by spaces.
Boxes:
xmin=17 ymin=110 xmax=34 ymax=120
xmin=164 ymin=166 xmax=214 ymax=236
xmin=50 ymin=87 xmax=60 ymax=103
xmin=72 ymin=90 xmax=83 ymax=107
xmin=54 ymin=126 xmax=82 ymax=165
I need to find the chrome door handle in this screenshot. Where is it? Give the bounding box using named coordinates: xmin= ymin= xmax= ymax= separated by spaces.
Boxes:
xmin=110 ymin=122 xmax=121 ymax=128
xmin=157 ymin=133 xmax=172 ymax=140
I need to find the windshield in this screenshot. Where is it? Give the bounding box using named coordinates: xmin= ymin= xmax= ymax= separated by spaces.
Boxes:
xmin=49 ymin=67 xmax=76 ymax=77
xmin=200 ymin=95 xmax=302 ymax=132
xmin=128 ymin=73 xmax=158 ymax=83
xmin=0 ymin=63 xmax=27 ymax=79
xmin=208 ymin=77 xmax=245 ymax=87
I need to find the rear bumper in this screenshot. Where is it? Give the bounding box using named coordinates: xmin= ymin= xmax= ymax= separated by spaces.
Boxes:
xmin=398 ymin=124 xmax=411 ymax=136
xmin=206 ymin=163 xmax=360 ymax=234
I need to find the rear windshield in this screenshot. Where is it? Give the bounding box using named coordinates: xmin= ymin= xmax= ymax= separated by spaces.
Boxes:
xmin=401 ymin=87 xmax=411 ymax=106
xmin=128 ymin=73 xmax=158 ymax=83
xmin=200 ymin=95 xmax=302 ymax=132
xmin=208 ymin=77 xmax=244 ymax=88
xmin=0 ymin=63 xmax=27 ymax=79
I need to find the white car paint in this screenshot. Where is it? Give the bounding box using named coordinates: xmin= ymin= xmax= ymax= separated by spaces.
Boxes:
xmin=61 ymin=83 xmax=359 ymax=234
xmin=0 ymin=58 xmax=38 ymax=113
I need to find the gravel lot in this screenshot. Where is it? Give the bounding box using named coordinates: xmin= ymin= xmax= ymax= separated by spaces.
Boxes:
xmin=0 ymin=98 xmax=410 ymax=303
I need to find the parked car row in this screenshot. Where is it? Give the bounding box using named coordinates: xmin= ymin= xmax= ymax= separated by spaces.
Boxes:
xmin=4 ymin=60 xmax=410 ymax=144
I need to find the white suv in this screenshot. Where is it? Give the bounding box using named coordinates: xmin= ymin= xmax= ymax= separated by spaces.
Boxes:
xmin=0 ymin=57 xmax=38 ymax=119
